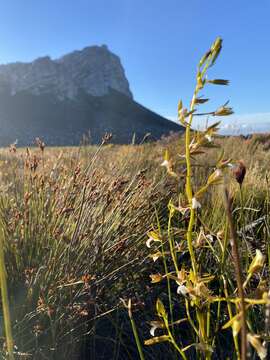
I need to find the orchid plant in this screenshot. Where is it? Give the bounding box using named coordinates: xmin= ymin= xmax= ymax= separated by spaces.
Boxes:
xmin=128 ymin=38 xmax=269 ymax=360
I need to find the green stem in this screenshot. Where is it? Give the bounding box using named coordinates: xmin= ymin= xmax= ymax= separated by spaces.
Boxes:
xmin=185 ymin=123 xmax=193 ymax=203
xmin=165 ymin=317 xmax=188 ymax=360
xmin=156 ymin=212 xmax=174 ymax=331
xmin=185 ymin=299 xmax=199 ymax=336
xmin=128 ymin=300 xmax=145 ymax=360
xmin=168 ymin=208 xmax=179 ymax=273
xmin=187 ymin=208 xmax=197 ymax=276
xmin=0 ymin=231 xmax=14 ymax=360
xmin=223 ymin=276 xmax=240 ymax=359
xmin=184 ymin=85 xmax=200 ymax=275
xmin=224 ymin=190 xmax=247 ymax=360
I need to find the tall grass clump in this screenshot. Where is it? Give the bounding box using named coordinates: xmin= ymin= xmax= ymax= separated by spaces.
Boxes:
xmin=130 ymin=38 xmax=270 ymax=360
xmin=0 ymin=138 xmax=178 ymax=359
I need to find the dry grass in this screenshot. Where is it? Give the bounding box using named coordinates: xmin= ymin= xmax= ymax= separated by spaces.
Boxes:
xmin=0 ymin=132 xmax=268 ymax=359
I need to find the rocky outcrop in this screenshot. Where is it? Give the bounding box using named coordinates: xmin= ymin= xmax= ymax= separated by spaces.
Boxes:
xmin=0 ymin=45 xmax=133 ymax=100
xmin=0 ymin=45 xmax=183 ymax=146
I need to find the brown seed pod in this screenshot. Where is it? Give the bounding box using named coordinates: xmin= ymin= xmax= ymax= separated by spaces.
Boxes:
xmin=232 ymin=160 xmax=246 ymax=186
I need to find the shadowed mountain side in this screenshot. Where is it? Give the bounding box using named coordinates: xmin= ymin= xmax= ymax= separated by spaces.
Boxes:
xmin=0 ymin=89 xmax=183 ymax=146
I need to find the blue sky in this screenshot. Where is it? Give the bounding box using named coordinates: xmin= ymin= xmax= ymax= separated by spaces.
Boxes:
xmin=0 ymin=0 xmax=269 ymax=131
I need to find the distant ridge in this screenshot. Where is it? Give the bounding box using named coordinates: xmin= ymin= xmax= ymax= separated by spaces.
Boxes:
xmin=0 ymin=45 xmax=183 ymax=146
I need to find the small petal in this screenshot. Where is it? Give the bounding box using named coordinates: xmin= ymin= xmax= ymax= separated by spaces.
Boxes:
xmin=146 ymin=237 xmax=154 ymax=248
xmin=149 ymin=321 xmax=164 ymax=337
xmin=207 ymin=79 xmax=229 ymax=86
xmin=214 ymin=105 xmax=234 ymax=116
xmin=177 ymin=285 xmax=189 ymax=296
xmin=150 ymin=325 xmax=157 ymax=337
xmin=150 ymin=274 xmax=163 ymax=283
xmin=146 ymin=231 xmax=161 ymax=248
xmin=192 ymin=197 xmax=201 ymax=209
xmin=144 ymin=335 xmax=170 ymax=346
xmin=214 ymin=169 xmax=222 ymax=177
xmin=205 ymin=234 xmax=214 ymax=243
xmin=248 ymin=249 xmax=265 ymax=275
xmin=152 ymin=254 xmax=160 ymax=262
xmin=232 ymin=318 xmax=242 ymax=337
xmin=205 ymin=134 xmax=212 ymax=142
xmin=177 ymin=268 xmax=187 ymax=284
xmin=161 ymin=159 xmax=169 ymax=168
xmin=247 ymin=333 xmax=267 ymax=360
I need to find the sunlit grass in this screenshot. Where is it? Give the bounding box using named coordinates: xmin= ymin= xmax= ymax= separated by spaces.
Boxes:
xmin=0 ymin=44 xmax=269 ymax=358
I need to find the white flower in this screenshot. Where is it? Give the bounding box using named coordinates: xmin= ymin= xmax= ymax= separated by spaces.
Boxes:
xmin=150 ymin=323 xmax=158 ymax=336
xmin=146 ymin=231 xmax=161 ymax=248
xmin=161 ymin=159 xmax=169 ymax=168
xmin=214 ymin=169 xmax=222 ymax=177
xmin=146 ymin=237 xmax=154 ymax=248
xmin=150 ymin=326 xmax=157 ymax=337
xmin=177 ymin=284 xmax=189 ymax=296
xmin=205 ymin=234 xmax=214 ymax=243
xmin=152 ymin=254 xmax=160 ymax=262
xmin=192 ymin=197 xmax=201 ymax=209
xmin=205 ymin=134 xmax=212 ymax=142
xmin=149 ymin=321 xmax=163 ymax=337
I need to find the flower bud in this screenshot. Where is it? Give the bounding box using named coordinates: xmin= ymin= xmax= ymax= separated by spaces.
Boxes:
xmin=207 ymin=79 xmax=229 ymax=85
xmin=248 ymin=249 xmax=265 ymax=275
xmin=232 ymin=160 xmax=246 ymax=186
xmin=214 ymin=105 xmax=234 ymax=116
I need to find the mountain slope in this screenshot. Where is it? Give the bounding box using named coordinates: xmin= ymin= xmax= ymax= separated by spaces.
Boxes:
xmin=0 ymin=89 xmax=181 ymax=146
xmin=0 ymin=45 xmax=183 ymax=146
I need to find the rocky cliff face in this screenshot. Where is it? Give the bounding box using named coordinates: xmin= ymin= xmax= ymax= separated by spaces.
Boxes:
xmin=0 ymin=45 xmax=133 ymax=100
xmin=0 ymin=45 xmax=182 ymax=146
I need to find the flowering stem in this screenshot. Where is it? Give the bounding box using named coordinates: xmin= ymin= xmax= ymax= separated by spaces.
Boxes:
xmin=0 ymin=231 xmax=14 ymax=360
xmin=186 ymin=208 xmax=197 ymax=275
xmin=185 ymin=91 xmax=198 ymax=276
xmin=128 ymin=299 xmax=145 ymax=360
xmin=223 ymin=276 xmax=240 ymax=358
xmin=224 ymin=189 xmax=247 ymax=360
xmin=185 ymin=123 xmax=193 ymax=203
xmin=156 ymin=212 xmax=175 ymax=331
xmin=165 ymin=317 xmax=188 ymax=360
xmin=168 ymin=208 xmax=179 ymax=273
xmin=185 ymin=298 xmax=199 ymax=336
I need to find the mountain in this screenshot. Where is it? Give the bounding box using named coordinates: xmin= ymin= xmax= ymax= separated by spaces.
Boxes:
xmin=0 ymin=45 xmax=182 ymax=146
xmin=0 ymin=45 xmax=133 ymax=100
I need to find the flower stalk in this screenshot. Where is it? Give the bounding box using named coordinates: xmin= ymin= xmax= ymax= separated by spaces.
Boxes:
xmin=224 ymin=189 xmax=247 ymax=360
xmin=0 ymin=230 xmax=14 ymax=360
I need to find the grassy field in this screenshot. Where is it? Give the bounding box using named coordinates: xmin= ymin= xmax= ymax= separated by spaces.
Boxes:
xmin=0 ymin=132 xmax=269 ymax=359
